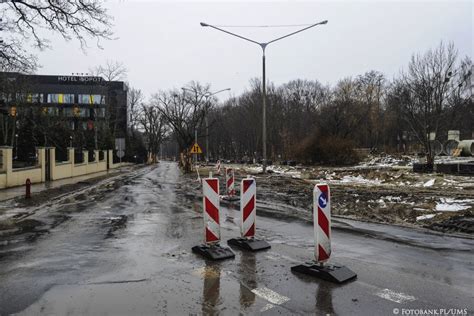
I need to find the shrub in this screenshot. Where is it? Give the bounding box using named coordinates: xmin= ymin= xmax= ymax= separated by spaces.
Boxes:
xmin=292 ymin=133 xmax=360 ymax=166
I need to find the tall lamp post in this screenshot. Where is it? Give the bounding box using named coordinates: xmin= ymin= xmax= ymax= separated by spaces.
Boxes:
xmin=204 ymin=88 xmax=230 ymax=162
xmin=200 ymin=20 xmax=327 ymax=172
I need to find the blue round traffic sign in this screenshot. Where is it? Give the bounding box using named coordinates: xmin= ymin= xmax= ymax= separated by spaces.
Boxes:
xmin=318 ymin=192 xmax=328 ymax=208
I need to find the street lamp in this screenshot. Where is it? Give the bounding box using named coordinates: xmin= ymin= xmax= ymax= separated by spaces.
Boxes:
xmin=200 ymin=20 xmax=328 ymax=172
xmin=204 ymin=88 xmax=230 ymax=162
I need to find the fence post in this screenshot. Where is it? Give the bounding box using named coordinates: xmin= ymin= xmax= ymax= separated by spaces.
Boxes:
xmin=108 ymin=150 xmax=113 ymax=169
xmin=49 ymin=148 xmax=56 ymax=180
xmin=36 ymin=147 xmax=46 ymax=182
xmin=2 ymin=147 xmax=13 ymax=186
xmin=83 ymin=150 xmax=89 ymax=164
xmin=68 ymin=147 xmax=75 ymax=177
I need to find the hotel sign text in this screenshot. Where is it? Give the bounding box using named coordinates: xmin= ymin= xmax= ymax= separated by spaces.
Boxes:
xmin=58 ymin=76 xmax=104 ymax=83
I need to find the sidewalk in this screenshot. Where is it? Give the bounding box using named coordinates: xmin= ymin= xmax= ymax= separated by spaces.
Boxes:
xmin=0 ymin=169 xmax=126 ymax=202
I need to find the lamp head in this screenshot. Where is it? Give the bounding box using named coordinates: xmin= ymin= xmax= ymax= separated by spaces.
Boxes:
xmin=200 ymin=22 xmax=209 ymax=27
xmin=321 ymin=20 xmax=328 ymax=25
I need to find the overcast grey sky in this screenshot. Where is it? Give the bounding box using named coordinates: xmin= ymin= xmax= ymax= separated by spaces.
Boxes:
xmin=35 ymin=0 xmax=472 ymax=100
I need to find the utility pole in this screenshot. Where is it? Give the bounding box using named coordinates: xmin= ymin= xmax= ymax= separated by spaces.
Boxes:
xmin=194 ymin=128 xmax=197 ymax=163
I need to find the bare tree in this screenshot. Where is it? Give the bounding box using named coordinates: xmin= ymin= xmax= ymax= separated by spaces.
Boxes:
xmin=89 ymin=60 xmax=128 ymax=143
xmin=90 ymin=60 xmax=128 ymax=82
xmin=128 ymin=87 xmax=144 ymax=133
xmin=398 ymin=42 xmax=470 ymax=167
xmin=355 ymin=71 xmax=386 ymax=149
xmin=319 ymin=78 xmax=367 ymax=139
xmin=0 ymin=0 xmax=112 ymax=72
xmin=137 ymin=104 xmax=167 ymax=164
xmin=151 ymin=81 xmax=211 ymax=172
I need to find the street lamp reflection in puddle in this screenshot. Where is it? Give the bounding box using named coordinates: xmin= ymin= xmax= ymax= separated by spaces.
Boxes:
xmin=315 ymin=282 xmax=335 ymax=315
xmin=239 ymin=251 xmax=257 ymax=309
xmin=201 ymin=261 xmax=221 ymax=316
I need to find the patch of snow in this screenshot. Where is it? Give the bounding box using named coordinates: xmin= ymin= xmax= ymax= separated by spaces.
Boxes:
xmin=247 ymin=166 xmax=263 ymax=173
xmin=423 ymin=179 xmax=435 ymax=187
xmin=339 ymin=175 xmax=383 ymax=185
xmin=416 ymin=214 xmax=437 ymax=221
xmin=358 ymin=155 xmax=418 ymax=168
xmin=383 ymin=195 xmax=402 ymax=202
xmin=435 ymin=198 xmax=474 ymax=212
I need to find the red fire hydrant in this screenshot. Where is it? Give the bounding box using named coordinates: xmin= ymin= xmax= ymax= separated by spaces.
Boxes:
xmin=25 ymin=178 xmax=31 ymax=199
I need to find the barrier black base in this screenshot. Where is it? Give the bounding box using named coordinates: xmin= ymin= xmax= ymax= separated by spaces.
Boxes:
xmin=291 ymin=262 xmax=357 ymax=284
xmin=192 ymin=243 xmax=235 ymax=261
xmin=228 ymin=237 xmax=271 ymax=252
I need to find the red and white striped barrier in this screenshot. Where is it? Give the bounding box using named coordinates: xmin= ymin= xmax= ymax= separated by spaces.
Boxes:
xmin=228 ymin=177 xmax=270 ymax=251
xmin=291 ymin=183 xmax=356 ymax=283
xmin=203 ymin=177 xmax=221 ymax=243
xmin=225 ymin=167 xmax=236 ymax=197
xmin=241 ymin=178 xmax=256 ymax=238
xmin=216 ymin=160 xmax=221 ymax=175
xmin=192 ymin=177 xmax=235 ymax=260
xmin=314 ymin=183 xmax=331 ymax=262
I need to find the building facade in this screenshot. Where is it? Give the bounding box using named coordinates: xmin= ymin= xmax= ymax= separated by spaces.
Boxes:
xmin=0 ymin=72 xmax=128 ymax=137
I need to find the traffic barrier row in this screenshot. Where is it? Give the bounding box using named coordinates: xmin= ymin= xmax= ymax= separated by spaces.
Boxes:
xmin=192 ymin=170 xmax=357 ymax=284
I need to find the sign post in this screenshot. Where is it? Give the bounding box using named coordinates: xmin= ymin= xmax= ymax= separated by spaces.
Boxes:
xmin=190 ymin=142 xmax=203 ymax=165
xmin=115 ymin=138 xmax=125 ymax=163
xmin=291 ymin=184 xmax=357 ymax=283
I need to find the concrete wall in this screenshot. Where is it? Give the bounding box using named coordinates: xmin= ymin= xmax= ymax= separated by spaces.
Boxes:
xmin=50 ymin=148 xmax=108 ymax=181
xmin=0 ymin=147 xmax=45 ymax=189
xmin=0 ymin=147 xmax=115 ymax=189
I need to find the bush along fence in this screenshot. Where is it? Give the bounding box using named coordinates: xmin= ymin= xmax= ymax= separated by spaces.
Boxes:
xmin=0 ymin=147 xmax=130 ymax=189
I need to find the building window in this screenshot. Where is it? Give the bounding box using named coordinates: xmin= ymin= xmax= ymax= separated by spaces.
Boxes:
xmin=78 ymin=94 xmax=90 ymax=104
xmin=94 ymin=95 xmax=105 ymax=104
xmin=64 ymin=107 xmax=74 ymax=117
xmin=0 ymin=93 xmax=11 ymax=102
xmin=63 ymin=94 xmax=74 ymax=104
xmin=79 ymin=107 xmax=88 ymax=117
xmin=47 ymin=94 xmax=74 ymax=104
xmin=78 ymin=94 xmax=105 ymax=104
xmin=26 ymin=93 xmax=44 ymax=103
xmin=41 ymin=107 xmax=59 ymax=115
xmin=97 ymin=108 xmax=106 ymax=118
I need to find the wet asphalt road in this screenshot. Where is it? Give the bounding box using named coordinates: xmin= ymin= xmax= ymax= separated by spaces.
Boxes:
xmin=0 ymin=162 xmax=472 ymax=315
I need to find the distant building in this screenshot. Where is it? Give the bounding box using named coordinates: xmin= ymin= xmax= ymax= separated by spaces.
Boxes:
xmin=0 ymin=72 xmax=128 ymax=138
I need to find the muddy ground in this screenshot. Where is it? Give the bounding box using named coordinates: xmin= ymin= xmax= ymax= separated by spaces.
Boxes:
xmin=0 ymin=157 xmax=472 ymax=251
xmin=193 ymin=155 xmax=474 ymax=237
